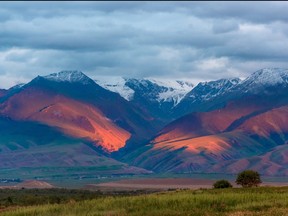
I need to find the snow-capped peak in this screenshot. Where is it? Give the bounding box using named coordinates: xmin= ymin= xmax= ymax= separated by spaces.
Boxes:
xmin=94 ymin=76 xmax=134 ymax=101
xmin=147 ymin=78 xmax=194 ymax=105
xmin=186 ymin=77 xmax=241 ymax=101
xmin=94 ymin=76 xmax=194 ymax=105
xmin=198 ymin=78 xmax=241 ymax=88
xmin=43 ymin=70 xmax=92 ymax=84
xmin=237 ymin=68 xmax=288 ymax=94
xmin=243 ymin=68 xmax=288 ymax=86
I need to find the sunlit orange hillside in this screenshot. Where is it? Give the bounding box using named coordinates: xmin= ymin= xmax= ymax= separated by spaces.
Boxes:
xmin=0 ymin=86 xmax=131 ymax=152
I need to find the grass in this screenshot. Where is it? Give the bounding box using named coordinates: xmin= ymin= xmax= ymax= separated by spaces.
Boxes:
xmin=2 ymin=187 xmax=288 ymax=216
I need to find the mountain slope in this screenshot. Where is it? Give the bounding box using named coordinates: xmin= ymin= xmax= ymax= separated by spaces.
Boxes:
xmin=209 ymin=144 xmax=288 ymax=176
xmin=0 ymin=71 xmax=159 ymax=152
xmin=122 ymin=69 xmax=288 ymax=175
xmin=205 ymin=104 xmax=288 ymax=175
xmin=124 ymin=105 xmax=288 ymax=174
xmin=0 ymin=117 xmax=149 ymax=177
xmin=0 ymin=90 xmax=131 ymax=152
xmin=154 ymin=95 xmax=268 ymax=144
xmin=0 ymin=89 xmax=7 ymax=98
xmin=173 ymin=78 xmax=240 ymax=118
xmin=1 ymin=68 xmax=288 ymax=176
xmin=174 ymin=68 xmax=288 ymax=118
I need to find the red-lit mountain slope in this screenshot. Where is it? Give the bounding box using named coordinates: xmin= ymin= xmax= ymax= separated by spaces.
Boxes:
xmin=206 ymin=106 xmax=288 ymax=176
xmin=0 ymin=89 xmax=130 ymax=152
xmin=0 ymin=117 xmax=150 ymax=177
xmin=154 ymin=97 xmax=265 ymax=144
xmin=123 ymin=101 xmax=288 ymax=174
xmin=208 ymin=144 xmax=288 ymax=176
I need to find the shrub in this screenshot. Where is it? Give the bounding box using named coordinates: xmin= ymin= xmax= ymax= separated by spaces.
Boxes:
xmin=213 ymin=180 xmax=233 ymax=189
xmin=236 ymin=170 xmax=262 ymax=188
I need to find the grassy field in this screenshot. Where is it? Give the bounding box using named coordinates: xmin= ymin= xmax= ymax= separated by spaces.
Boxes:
xmin=2 ymin=187 xmax=288 ymax=216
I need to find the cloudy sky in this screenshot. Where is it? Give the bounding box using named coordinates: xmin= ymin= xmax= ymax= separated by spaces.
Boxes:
xmin=1 ymin=1 xmax=288 ymax=88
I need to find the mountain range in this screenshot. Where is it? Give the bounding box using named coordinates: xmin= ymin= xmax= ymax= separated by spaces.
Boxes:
xmin=0 ymin=68 xmax=287 ymax=177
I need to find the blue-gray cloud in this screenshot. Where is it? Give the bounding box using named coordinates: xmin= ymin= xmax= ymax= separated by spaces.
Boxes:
xmin=0 ymin=1 xmax=288 ymax=88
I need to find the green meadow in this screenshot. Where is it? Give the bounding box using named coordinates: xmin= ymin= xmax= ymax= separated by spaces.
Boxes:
xmin=2 ymin=187 xmax=288 ymax=216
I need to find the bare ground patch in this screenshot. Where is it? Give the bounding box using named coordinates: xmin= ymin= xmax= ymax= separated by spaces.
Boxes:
xmin=85 ymin=178 xmax=216 ymax=191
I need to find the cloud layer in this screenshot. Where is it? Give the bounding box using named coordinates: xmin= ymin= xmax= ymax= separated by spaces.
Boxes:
xmin=1 ymin=1 xmax=288 ymax=88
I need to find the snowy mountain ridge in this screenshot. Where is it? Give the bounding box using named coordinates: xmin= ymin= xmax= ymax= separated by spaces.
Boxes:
xmin=43 ymin=70 xmax=92 ymax=85
xmin=94 ymin=77 xmax=194 ymax=105
xmin=180 ymin=77 xmax=241 ymax=106
xmin=21 ymin=68 xmax=288 ymax=104
xmin=238 ymin=68 xmax=288 ymax=93
xmin=94 ymin=77 xmax=135 ymax=101
xmin=182 ymin=68 xmax=288 ymax=104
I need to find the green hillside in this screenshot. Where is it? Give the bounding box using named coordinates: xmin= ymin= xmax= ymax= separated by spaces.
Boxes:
xmin=2 ymin=187 xmax=288 ymax=216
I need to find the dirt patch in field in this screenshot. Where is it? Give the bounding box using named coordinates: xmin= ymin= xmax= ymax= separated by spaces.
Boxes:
xmin=16 ymin=180 xmax=54 ymax=189
xmin=85 ymin=178 xmax=216 ymax=191
xmin=0 ymin=180 xmax=54 ymax=189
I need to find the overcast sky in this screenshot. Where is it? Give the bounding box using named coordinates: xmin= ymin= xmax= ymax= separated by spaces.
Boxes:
xmin=1 ymin=1 xmax=288 ymax=88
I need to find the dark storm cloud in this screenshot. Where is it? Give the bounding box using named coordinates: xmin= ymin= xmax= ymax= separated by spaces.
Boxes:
xmin=0 ymin=1 xmax=288 ymax=88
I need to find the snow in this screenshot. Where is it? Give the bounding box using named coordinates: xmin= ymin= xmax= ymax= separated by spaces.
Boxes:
xmin=243 ymin=68 xmax=288 ymax=86
xmin=94 ymin=76 xmax=135 ymax=101
xmin=187 ymin=78 xmax=241 ymax=101
xmin=148 ymin=78 xmax=194 ymax=105
xmin=239 ymin=68 xmax=288 ymax=93
xmin=43 ymin=71 xmax=91 ymax=84
xmin=41 ymin=68 xmax=288 ymax=105
xmin=94 ymin=76 xmax=194 ymax=105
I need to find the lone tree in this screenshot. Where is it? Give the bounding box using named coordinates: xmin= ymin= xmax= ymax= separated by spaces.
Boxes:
xmin=213 ymin=179 xmax=233 ymax=189
xmin=236 ymin=170 xmax=262 ymax=188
